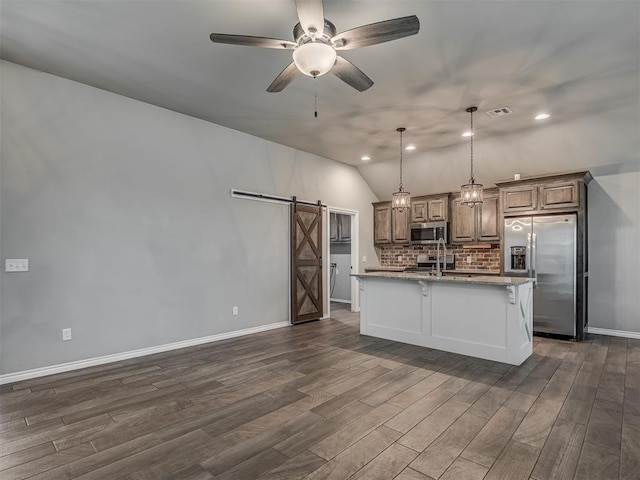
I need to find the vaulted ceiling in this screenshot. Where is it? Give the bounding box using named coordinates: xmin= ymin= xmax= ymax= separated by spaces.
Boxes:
xmin=1 ymin=0 xmax=639 ymax=174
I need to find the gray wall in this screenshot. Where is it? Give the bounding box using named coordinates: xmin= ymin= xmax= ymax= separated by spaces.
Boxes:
xmin=0 ymin=62 xmax=379 ymax=374
xmin=329 ymin=253 xmax=351 ymax=302
xmin=588 ymin=168 xmax=640 ymax=333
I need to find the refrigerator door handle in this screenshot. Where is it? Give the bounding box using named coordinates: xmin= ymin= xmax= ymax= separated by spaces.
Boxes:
xmin=532 ymin=232 xmax=538 ymax=287
xmin=526 ymin=233 xmax=533 ymax=283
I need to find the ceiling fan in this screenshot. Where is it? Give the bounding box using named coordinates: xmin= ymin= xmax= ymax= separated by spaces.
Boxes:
xmin=209 ymin=0 xmax=420 ymax=92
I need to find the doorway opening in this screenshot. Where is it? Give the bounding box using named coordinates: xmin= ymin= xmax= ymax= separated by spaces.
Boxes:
xmin=326 ymin=207 xmax=359 ymax=318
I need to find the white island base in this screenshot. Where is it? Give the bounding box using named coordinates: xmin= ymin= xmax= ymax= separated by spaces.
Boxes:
xmin=355 ymin=273 xmax=534 ymax=366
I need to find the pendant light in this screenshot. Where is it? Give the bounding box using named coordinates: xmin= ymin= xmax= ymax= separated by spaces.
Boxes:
xmin=460 ymin=106 xmax=483 ymax=207
xmin=392 ymin=127 xmax=411 ymax=211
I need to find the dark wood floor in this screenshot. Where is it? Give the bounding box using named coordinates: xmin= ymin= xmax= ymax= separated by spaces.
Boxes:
xmin=0 ymin=303 xmax=637 ymax=479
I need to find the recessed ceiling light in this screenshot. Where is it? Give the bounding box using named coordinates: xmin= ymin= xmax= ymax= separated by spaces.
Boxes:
xmin=405 ymin=145 xmax=416 ymax=151
xmin=535 ymin=113 xmax=550 ymax=120
xmin=361 ymin=155 xmax=371 ymax=161
xmin=462 ymin=131 xmax=474 ymax=137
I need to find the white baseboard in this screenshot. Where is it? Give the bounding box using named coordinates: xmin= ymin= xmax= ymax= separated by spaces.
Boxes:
xmin=0 ymin=321 xmax=290 ymax=386
xmin=330 ymin=298 xmax=351 ymax=304
xmin=588 ymin=327 xmax=640 ymax=340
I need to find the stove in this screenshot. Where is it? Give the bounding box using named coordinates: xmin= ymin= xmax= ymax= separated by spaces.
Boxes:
xmin=404 ymin=253 xmax=455 ymax=272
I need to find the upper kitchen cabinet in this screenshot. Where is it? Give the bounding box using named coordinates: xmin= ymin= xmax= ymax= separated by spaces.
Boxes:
xmin=373 ymin=202 xmax=392 ymax=245
xmin=500 ymin=185 xmax=537 ymax=213
xmin=330 ymin=213 xmax=338 ymax=242
xmin=450 ymin=190 xmax=500 ymax=244
xmin=338 ymin=214 xmax=351 ymax=242
xmin=497 ymin=172 xmax=591 ymax=215
xmin=477 ymin=193 xmax=500 ymax=241
xmin=373 ymin=201 xmax=409 ymax=245
xmin=330 ymin=213 xmax=351 ymax=243
xmin=411 ymin=195 xmax=449 ymax=223
xmin=539 ymin=180 xmax=580 ymax=210
xmin=392 ymin=206 xmax=411 ymax=244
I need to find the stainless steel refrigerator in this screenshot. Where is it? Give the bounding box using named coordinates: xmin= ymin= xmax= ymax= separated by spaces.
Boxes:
xmin=504 ymin=214 xmax=577 ymax=337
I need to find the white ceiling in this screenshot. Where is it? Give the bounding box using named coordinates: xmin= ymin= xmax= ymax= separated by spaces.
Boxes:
xmin=1 ymin=0 xmax=639 ymax=168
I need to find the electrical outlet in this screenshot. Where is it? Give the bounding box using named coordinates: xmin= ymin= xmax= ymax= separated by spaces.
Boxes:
xmin=5 ymin=259 xmax=29 ymax=272
xmin=362 ymin=255 xmax=367 ymax=263
xmin=466 ymin=255 xmax=472 ymax=264
xmin=232 ymin=306 xmax=238 ymax=316
xmin=62 ymin=328 xmax=72 ymax=341
xmin=397 ymin=255 xmax=403 ymax=262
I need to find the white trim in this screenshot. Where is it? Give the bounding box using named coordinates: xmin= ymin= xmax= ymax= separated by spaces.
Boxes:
xmin=0 ymin=321 xmax=290 ymax=385
xmin=587 ymin=327 xmax=640 ymax=340
xmin=326 ymin=205 xmax=360 ymax=315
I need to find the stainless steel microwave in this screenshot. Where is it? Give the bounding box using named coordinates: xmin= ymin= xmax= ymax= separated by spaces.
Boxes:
xmin=410 ymin=221 xmax=448 ymax=245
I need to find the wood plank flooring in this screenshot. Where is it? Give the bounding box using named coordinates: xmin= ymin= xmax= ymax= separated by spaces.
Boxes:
xmin=0 ymin=303 xmax=637 ymax=479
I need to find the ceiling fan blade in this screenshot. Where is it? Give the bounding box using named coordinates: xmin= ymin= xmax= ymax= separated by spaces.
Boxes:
xmin=332 ymin=15 xmax=420 ymax=50
xmin=294 ymin=0 xmax=325 ymax=36
xmin=331 ymin=56 xmax=373 ymax=92
xmin=266 ymin=62 xmax=300 ymax=92
xmin=209 ymin=33 xmax=296 ymax=49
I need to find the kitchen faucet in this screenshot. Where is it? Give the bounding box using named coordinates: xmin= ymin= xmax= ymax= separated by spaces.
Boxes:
xmin=436 ymin=237 xmax=447 ymax=277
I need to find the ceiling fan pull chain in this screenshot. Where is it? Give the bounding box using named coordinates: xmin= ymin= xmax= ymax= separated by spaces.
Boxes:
xmin=314 ymin=77 xmax=318 ymax=118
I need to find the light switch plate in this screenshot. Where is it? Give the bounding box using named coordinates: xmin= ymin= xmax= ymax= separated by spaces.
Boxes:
xmin=5 ymin=259 xmax=29 ymax=272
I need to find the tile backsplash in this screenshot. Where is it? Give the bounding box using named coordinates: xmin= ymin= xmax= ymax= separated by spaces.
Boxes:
xmin=380 ymin=244 xmax=501 ymax=271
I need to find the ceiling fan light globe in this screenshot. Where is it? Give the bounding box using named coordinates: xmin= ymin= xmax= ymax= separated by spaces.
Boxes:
xmin=293 ymin=42 xmax=337 ymax=77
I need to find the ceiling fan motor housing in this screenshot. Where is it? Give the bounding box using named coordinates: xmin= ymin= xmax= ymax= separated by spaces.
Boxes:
xmin=293 ymin=19 xmax=337 ymax=45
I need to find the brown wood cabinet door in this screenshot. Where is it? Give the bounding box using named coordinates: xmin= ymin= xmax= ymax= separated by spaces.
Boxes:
xmin=338 ymin=214 xmax=351 ymax=242
xmin=501 ymin=186 xmax=538 ymax=213
xmin=392 ymin=207 xmax=410 ymax=244
xmin=291 ymin=201 xmax=323 ymax=324
xmin=374 ymin=204 xmax=392 ymax=244
xmin=451 ymin=198 xmax=475 ymax=243
xmin=411 ymin=199 xmax=428 ymax=223
xmin=477 ymin=195 xmax=500 ymax=242
xmin=428 ymin=197 xmax=448 ymax=221
xmin=329 ymin=213 xmax=338 ymax=242
xmin=539 ymin=181 xmax=579 ymax=210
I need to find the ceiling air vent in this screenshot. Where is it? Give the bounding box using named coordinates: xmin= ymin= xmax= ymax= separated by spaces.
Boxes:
xmin=485 ymin=106 xmax=513 ymax=118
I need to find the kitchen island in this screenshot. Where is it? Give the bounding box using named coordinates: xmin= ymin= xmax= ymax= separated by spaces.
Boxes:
xmin=353 ymin=272 xmax=533 ymax=365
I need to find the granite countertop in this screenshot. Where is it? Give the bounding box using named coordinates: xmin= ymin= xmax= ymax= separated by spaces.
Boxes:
xmin=353 ymin=271 xmax=531 ymax=286
xmin=365 ymin=267 xmax=501 ymax=275
xmin=445 ymin=269 xmax=501 ymax=275
xmin=364 ymin=267 xmax=406 ymax=272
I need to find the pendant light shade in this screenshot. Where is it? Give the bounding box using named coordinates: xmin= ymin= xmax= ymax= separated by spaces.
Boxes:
xmin=392 ymin=127 xmax=411 ymax=211
xmin=460 ymin=106 xmax=483 ymax=207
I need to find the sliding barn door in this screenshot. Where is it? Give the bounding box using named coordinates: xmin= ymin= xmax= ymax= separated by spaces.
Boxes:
xmin=291 ymin=200 xmax=324 ymax=324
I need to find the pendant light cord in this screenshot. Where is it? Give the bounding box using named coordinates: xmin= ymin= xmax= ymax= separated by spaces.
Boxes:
xmin=396 ymin=127 xmax=406 ymax=190
xmin=469 ymin=108 xmax=475 ymax=182
xmin=399 ymin=129 xmax=404 ymax=189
